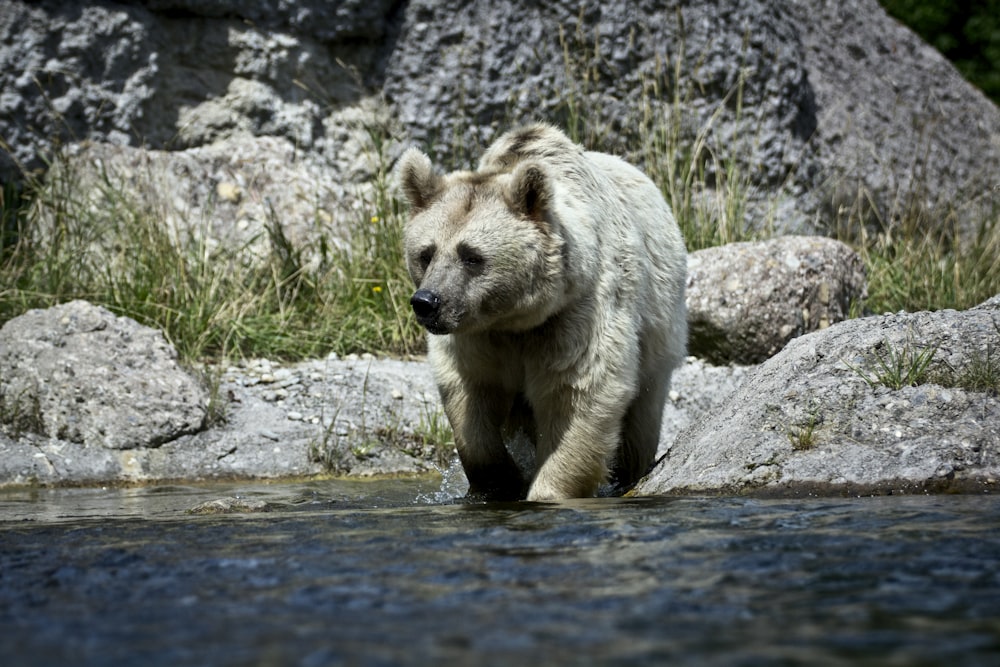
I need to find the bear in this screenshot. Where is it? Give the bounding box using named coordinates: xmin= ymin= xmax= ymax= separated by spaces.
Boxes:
xmin=397 ymin=123 xmax=687 ymax=501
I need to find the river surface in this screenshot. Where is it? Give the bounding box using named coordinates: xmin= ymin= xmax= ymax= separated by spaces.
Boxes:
xmin=1 ymin=478 xmax=999 ymax=666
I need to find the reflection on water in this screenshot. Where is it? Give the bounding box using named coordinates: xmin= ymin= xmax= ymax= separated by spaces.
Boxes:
xmin=1 ymin=480 xmax=999 ymax=666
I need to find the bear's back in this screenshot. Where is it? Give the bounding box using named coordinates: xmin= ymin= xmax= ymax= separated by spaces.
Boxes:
xmin=478 ymin=123 xmax=584 ymax=175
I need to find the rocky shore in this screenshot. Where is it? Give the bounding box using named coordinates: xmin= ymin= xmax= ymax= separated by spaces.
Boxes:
xmin=2 ymin=288 xmax=996 ymax=496
xmin=0 ymin=299 xmax=747 ymax=489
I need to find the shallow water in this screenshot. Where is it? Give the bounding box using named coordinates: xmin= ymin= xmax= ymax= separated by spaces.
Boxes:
xmin=2 ymin=480 xmax=999 ymax=666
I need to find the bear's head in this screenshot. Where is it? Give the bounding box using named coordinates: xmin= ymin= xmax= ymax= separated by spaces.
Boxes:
xmin=397 ymin=147 xmax=566 ymax=336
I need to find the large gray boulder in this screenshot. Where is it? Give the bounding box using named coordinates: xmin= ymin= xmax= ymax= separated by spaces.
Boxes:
xmin=785 ymin=1 xmax=1000 ymax=228
xmin=687 ymin=236 xmax=867 ymax=364
xmin=2 ymin=0 xmax=996 ymax=236
xmin=0 ymin=300 xmax=208 ymax=450
xmin=636 ymin=296 xmax=1000 ymax=496
xmin=0 ymin=0 xmax=390 ymax=176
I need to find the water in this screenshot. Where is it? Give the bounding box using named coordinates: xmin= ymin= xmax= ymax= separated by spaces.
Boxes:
xmin=2 ymin=479 xmax=999 ymax=666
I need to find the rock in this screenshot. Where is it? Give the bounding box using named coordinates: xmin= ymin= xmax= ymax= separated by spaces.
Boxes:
xmin=44 ymin=136 xmax=380 ymax=264
xmin=636 ymin=296 xmax=1000 ymax=496
xmin=2 ymin=0 xmax=997 ymax=238
xmin=0 ymin=300 xmax=208 ymax=450
xmin=0 ymin=338 xmax=447 ymax=486
xmin=785 ymin=0 xmax=1000 ymax=231
xmin=187 ymin=497 xmax=271 ymax=514
xmin=686 ymin=236 xmax=867 ymax=364
xmin=382 ymin=1 xmax=820 ymax=208
xmin=656 ymin=357 xmax=750 ymax=458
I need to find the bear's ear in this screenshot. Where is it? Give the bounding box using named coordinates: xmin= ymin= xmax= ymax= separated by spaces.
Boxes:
xmin=506 ymin=162 xmax=552 ymax=224
xmin=397 ymin=147 xmax=442 ymax=213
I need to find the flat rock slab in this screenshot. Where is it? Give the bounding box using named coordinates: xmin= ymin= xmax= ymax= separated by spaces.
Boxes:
xmin=637 ymin=296 xmax=1000 ymax=496
xmin=0 ymin=353 xmax=444 ymax=487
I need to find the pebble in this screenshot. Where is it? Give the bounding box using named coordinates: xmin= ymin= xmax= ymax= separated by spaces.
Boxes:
xmin=276 ymin=376 xmax=301 ymax=389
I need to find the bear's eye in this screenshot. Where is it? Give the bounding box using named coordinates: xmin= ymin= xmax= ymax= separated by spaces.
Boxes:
xmin=456 ymin=243 xmax=485 ymax=271
xmin=417 ymin=246 xmax=435 ymax=270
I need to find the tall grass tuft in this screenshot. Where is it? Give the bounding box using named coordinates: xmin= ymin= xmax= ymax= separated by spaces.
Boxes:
xmin=831 ymin=184 xmax=1000 ymax=314
xmin=0 ymin=126 xmax=423 ymax=363
xmin=554 ymin=18 xmax=767 ymax=250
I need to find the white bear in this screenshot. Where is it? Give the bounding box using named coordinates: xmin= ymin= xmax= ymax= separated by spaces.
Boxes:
xmin=397 ymin=124 xmax=687 ymax=501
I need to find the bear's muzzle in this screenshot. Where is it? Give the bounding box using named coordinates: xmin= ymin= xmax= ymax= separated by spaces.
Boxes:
xmin=410 ymin=289 xmax=449 ymax=334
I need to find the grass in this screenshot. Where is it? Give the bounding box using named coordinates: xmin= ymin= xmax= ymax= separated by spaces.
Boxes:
xmin=0 ymin=125 xmax=423 ymax=364
xmin=948 ymin=343 xmax=1000 ymax=394
xmin=845 ymin=325 xmax=999 ymax=395
xmin=786 ymin=406 xmax=823 ymax=451
xmin=831 ymin=183 xmax=1000 ymax=315
xmin=933 ymin=320 xmax=1000 ymax=394
xmin=555 ymin=15 xmax=766 ymax=250
xmin=844 ymin=338 xmax=939 ymax=390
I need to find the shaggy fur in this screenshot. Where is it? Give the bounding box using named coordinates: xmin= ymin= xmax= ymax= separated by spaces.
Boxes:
xmin=398 ymin=124 xmax=687 ymax=501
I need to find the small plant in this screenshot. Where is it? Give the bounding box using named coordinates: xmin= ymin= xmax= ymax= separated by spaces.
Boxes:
xmin=932 ymin=323 xmax=1000 ymax=394
xmin=952 ymin=343 xmax=1000 ymax=394
xmin=844 ymin=338 xmax=938 ymax=390
xmin=308 ymin=404 xmax=349 ymax=472
xmin=413 ymin=398 xmax=455 ymax=468
xmin=786 ymin=406 xmax=822 ymax=451
xmin=374 ymin=397 xmax=454 ymax=469
xmin=194 ymin=363 xmax=230 ymax=428
xmin=0 ymin=386 xmax=46 ymax=439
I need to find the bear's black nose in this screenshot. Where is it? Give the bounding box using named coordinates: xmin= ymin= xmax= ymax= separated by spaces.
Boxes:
xmin=410 ymin=289 xmax=442 ymax=320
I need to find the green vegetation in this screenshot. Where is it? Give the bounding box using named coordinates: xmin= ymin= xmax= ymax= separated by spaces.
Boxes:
xmin=786 ymin=407 xmax=822 ymax=451
xmin=832 ymin=187 xmax=1000 ymax=315
xmin=950 ymin=341 xmax=1000 ymax=394
xmin=0 ymin=129 xmax=422 ymax=363
xmin=556 ymin=19 xmax=764 ymax=251
xmin=880 ymin=0 xmax=1000 ymax=104
xmin=307 ymin=391 xmax=454 ymax=473
xmin=845 ymin=338 xmax=939 ymax=390
xmin=845 ymin=329 xmax=1000 ymax=395
xmin=935 ymin=321 xmax=1000 ymax=394
xmin=413 ymin=400 xmax=453 ymax=456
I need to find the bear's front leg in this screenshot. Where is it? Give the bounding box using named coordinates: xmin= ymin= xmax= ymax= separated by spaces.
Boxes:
xmin=439 ymin=382 xmax=526 ymax=500
xmin=526 ymin=390 xmax=628 ymax=501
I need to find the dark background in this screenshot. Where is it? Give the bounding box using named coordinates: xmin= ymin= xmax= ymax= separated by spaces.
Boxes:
xmin=880 ymin=0 xmax=1000 ymax=104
